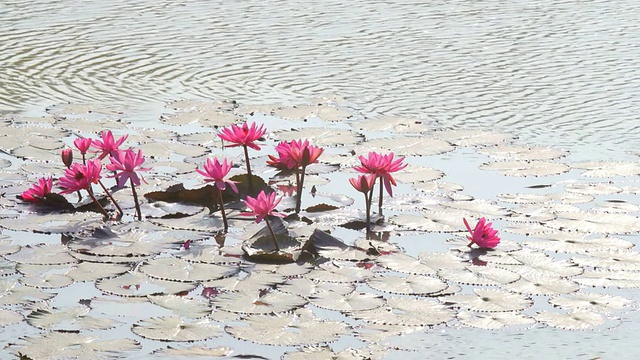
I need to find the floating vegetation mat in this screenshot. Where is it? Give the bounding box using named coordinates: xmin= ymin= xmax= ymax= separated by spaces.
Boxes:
xmin=1 ymin=100 xmax=640 ymax=359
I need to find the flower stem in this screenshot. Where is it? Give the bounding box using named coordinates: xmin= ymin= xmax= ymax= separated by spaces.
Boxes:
xmin=97 ymin=180 xmax=123 ymax=220
xmin=129 ymin=178 xmax=142 ymax=221
xmin=87 ymin=187 xmax=110 ymax=221
xmin=378 ymin=177 xmax=384 ymax=215
xmin=264 ymin=217 xmax=280 ymax=252
xmin=216 ymin=187 xmax=228 ymax=232
xmin=295 ymin=166 xmax=306 ymax=214
xmin=243 ymin=145 xmax=254 ymax=193
xmin=364 ymin=192 xmax=371 ymax=231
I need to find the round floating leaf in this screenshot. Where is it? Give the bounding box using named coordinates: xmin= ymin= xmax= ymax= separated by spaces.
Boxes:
xmin=545 ymin=211 xmax=640 ymax=234
xmin=442 ymin=288 xmax=532 ymax=312
xmin=211 ymin=290 xmax=307 ymax=314
xmin=354 ymin=323 xmax=425 ymax=343
xmin=0 ymin=309 xmax=23 ymax=326
xmin=273 ymin=104 xmax=355 ymax=122
xmin=497 ymin=193 xmax=549 ymax=204
xmin=5 ymin=244 xmax=77 ymax=265
xmin=27 ymin=306 xmax=120 ymax=331
xmin=437 ymin=266 xmax=520 ymax=286
xmin=564 ymin=182 xmax=623 ymax=195
xmin=535 ymin=311 xmax=605 ymax=330
xmin=148 ymin=294 xmax=212 ymax=319
xmin=19 ymin=274 xmax=73 ymax=289
xmin=139 ymin=141 xmax=210 ymax=159
xmin=502 ymin=274 xmax=580 ymax=295
xmin=571 ymin=249 xmax=640 ymax=271
xmin=139 ymin=257 xmax=240 ymax=282
xmin=457 ymin=311 xmax=536 ymax=330
xmin=0 ymin=278 xmax=57 ymax=305
xmin=354 ymin=115 xmax=427 ymax=133
xmin=66 ymin=262 xmax=131 ymax=282
xmin=282 ymin=344 xmax=388 ymax=360
xmin=480 ymin=144 xmax=568 ymax=161
xmin=479 ymin=160 xmax=571 ymax=177
xmin=5 ymin=331 xmax=141 ymax=359
xmin=275 ymin=127 xmax=363 ymax=146
xmin=225 ymin=308 xmax=349 ymax=346
xmin=349 ymin=297 xmax=454 ymax=326
xmin=278 ymin=277 xmax=355 ymax=298
xmin=310 ymin=291 xmax=385 ymax=312
xmin=432 ymin=129 xmax=513 ymax=147
xmin=366 ymin=275 xmax=448 ymax=296
xmin=572 ymin=161 xmax=640 ymax=178
xmin=356 ymin=137 xmax=454 ymax=156
xmin=0 ymin=259 xmax=17 ymax=277
xmin=151 ymin=346 xmax=232 ymax=358
xmin=132 ymin=317 xmax=222 ymax=342
xmin=69 ymin=229 xmax=176 ymax=257
xmin=204 ymin=271 xmax=287 ymax=293
xmin=524 ymin=236 xmax=634 ymax=254
xmin=305 ymin=262 xmax=374 ymax=283
xmin=0 ymin=212 xmax=104 ymax=234
xmin=95 ymin=272 xmax=197 ymax=297
xmin=376 ymin=252 xmax=465 ymax=276
xmin=504 ymin=251 xmax=584 ymax=277
xmin=549 ymin=292 xmax=633 ymax=312
xmin=573 ymin=269 xmax=640 ymax=288
xmin=392 ymin=165 xmax=444 ymax=184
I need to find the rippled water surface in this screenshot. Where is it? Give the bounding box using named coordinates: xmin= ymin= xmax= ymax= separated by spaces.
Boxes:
xmin=2 ymin=0 xmax=640 ymax=154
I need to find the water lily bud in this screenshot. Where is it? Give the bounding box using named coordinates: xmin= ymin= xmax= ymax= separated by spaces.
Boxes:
xmin=61 ymin=148 xmax=73 ymax=168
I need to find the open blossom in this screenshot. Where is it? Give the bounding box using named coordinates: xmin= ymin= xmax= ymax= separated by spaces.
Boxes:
xmin=58 ymin=159 xmax=102 ymax=194
xmin=92 ymin=130 xmax=128 ymax=159
xmin=106 ymin=149 xmax=151 ymax=188
xmin=463 ymin=217 xmax=500 ymax=249
xmin=349 ymin=174 xmax=377 ymax=193
xmin=354 ymin=152 xmax=407 ymax=196
xmin=218 ymin=122 xmax=266 ymax=151
xmin=20 ymin=177 xmax=54 ymax=202
xmin=267 ymin=141 xmax=298 ymax=170
xmin=196 ymin=158 xmax=238 ymax=193
xmin=73 ymin=138 xmax=92 ymax=155
xmin=240 ymin=190 xmax=285 ymax=223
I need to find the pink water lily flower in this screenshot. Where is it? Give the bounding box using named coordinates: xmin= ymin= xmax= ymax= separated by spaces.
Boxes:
xmin=73 ymin=138 xmax=92 ymax=155
xmin=349 ymin=174 xmax=377 ymax=194
xmin=354 ymin=151 xmax=407 ymax=197
xmin=288 ymin=139 xmax=324 ymax=168
xmin=58 ymin=159 xmax=102 ymax=194
xmin=241 ymin=190 xmax=285 ymax=224
xmin=463 ymin=217 xmax=501 ymax=249
xmin=20 ymin=177 xmax=54 ymax=203
xmin=61 ymin=148 xmax=73 ymax=168
xmin=92 ymin=130 xmax=129 ymax=159
xmin=196 ymin=158 xmax=238 ymax=193
xmin=106 ymin=149 xmax=151 ymax=188
xmin=218 ymin=122 xmax=266 ymax=151
xmin=267 ymin=141 xmax=298 ymax=170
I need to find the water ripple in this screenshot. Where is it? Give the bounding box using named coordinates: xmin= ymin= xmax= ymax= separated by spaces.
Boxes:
xmin=1 ymin=0 xmax=639 ymax=153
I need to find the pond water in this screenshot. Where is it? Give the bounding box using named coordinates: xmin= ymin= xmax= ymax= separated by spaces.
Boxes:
xmin=2 ymin=0 xmax=640 ymax=359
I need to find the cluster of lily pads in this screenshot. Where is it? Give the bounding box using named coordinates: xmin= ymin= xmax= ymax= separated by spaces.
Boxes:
xmin=2 ymin=100 xmax=640 ymax=359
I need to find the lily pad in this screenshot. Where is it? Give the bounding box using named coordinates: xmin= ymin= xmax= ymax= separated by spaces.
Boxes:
xmin=132 ymin=317 xmax=222 ymax=342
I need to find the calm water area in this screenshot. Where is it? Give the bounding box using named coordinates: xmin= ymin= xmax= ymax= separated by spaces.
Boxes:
xmin=2 ymin=0 xmax=640 ymax=359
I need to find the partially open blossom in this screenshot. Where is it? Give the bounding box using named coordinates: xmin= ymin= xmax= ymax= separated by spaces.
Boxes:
xmin=354 ymin=152 xmax=407 ymax=196
xmin=240 ymin=190 xmax=285 ymax=223
xmin=349 ymin=174 xmax=377 ymax=194
xmin=106 ymin=149 xmax=151 ymax=188
xmin=61 ymin=148 xmax=73 ymax=168
xmin=58 ymin=159 xmax=102 ymax=194
xmin=267 ymin=141 xmax=298 ymax=170
xmin=73 ymin=138 xmax=92 ymax=155
xmin=463 ymin=217 xmax=500 ymax=249
xmin=288 ymin=139 xmax=324 ymax=168
xmin=218 ymin=122 xmax=266 ymax=151
xmin=196 ymin=158 xmax=238 ymax=193
xmin=92 ymin=130 xmax=128 ymax=159
xmin=20 ymin=177 xmax=54 ymax=202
